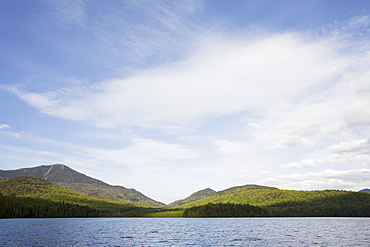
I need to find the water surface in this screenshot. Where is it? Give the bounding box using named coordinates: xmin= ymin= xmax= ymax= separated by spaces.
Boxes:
xmin=0 ymin=217 xmax=368 ymax=246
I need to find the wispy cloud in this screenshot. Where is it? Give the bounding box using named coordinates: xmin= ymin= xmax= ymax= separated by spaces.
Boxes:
xmin=8 ymin=32 xmax=347 ymax=130
xmin=80 ymin=138 xmax=199 ymax=166
xmin=84 ymin=0 xmax=204 ymax=71
xmin=45 ymin=0 xmax=87 ymax=28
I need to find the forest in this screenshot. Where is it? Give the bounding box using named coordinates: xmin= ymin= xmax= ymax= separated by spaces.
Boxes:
xmin=183 ymin=203 xmax=270 ymax=217
xmin=1 ymin=176 xmax=369 ymax=218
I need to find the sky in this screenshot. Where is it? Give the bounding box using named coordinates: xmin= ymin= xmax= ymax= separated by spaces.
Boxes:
xmin=1 ymin=0 xmax=370 ymax=204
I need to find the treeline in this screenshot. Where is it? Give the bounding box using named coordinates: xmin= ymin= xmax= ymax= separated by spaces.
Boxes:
xmin=0 ymin=192 xmax=100 ymax=218
xmin=183 ymin=203 xmax=270 ymax=217
xmin=267 ymin=192 xmax=370 ymax=217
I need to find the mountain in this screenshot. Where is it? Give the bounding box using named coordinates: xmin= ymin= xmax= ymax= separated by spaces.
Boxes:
xmin=360 ymin=188 xmax=370 ymax=193
xmin=0 ymin=176 xmax=161 ymax=217
xmin=1 ymin=174 xmax=369 ymax=218
xmin=0 ymin=164 xmax=163 ymax=206
xmin=170 ymin=184 xmax=278 ymax=207
xmin=168 ymin=188 xmax=216 ymax=207
xmin=174 ymin=184 xmax=370 ymax=217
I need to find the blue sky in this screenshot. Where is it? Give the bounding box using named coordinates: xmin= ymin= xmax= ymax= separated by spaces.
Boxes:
xmin=1 ymin=0 xmax=370 ymax=203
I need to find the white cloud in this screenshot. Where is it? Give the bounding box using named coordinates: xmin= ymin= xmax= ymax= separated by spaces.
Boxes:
xmin=324 ymin=139 xmax=370 ymax=167
xmin=329 ymin=139 xmax=370 ymax=154
xmin=0 ymin=124 xmax=10 ymax=129
xmin=81 ymin=138 xmax=199 ymax=166
xmin=244 ymin=45 xmax=370 ymax=149
xmin=284 ymin=159 xmax=318 ymax=168
xmin=256 ymin=168 xmax=370 ymax=191
xmin=325 ymin=153 xmax=370 ymax=167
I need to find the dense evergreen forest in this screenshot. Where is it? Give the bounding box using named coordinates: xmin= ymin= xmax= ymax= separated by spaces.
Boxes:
xmin=0 ymin=193 xmax=102 ymax=218
xmin=183 ymin=203 xmax=270 ymax=217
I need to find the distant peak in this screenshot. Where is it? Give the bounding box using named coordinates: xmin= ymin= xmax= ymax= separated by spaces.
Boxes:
xmin=360 ymin=188 xmax=370 ymax=193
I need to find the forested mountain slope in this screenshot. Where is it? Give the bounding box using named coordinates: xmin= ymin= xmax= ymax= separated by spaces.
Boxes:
xmin=168 ymin=188 xmax=216 ymax=207
xmin=0 ymin=164 xmax=163 ymax=206
xmin=175 ymin=185 xmax=370 ymax=217
xmin=0 ymin=176 xmax=162 ymax=217
xmin=171 ymin=184 xmax=278 ymax=207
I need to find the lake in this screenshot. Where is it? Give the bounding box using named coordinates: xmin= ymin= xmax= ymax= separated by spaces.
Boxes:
xmin=0 ymin=218 xmax=369 ymax=246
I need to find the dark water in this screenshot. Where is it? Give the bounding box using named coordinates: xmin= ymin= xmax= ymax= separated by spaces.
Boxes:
xmin=0 ymin=218 xmax=369 ymax=246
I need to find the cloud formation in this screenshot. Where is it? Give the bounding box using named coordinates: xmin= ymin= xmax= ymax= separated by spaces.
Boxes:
xmin=81 ymin=138 xmax=199 ymax=166
xmin=8 ymin=33 xmax=347 ymax=130
xmin=329 ymin=139 xmax=370 ymax=155
xmin=257 ymin=168 xmax=370 ymax=191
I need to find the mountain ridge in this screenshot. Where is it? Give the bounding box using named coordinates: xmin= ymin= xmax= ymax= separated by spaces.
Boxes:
xmin=2 ymin=164 xmax=369 ymax=210
xmin=174 ymin=184 xmax=370 ymax=212
xmin=0 ymin=164 xmax=164 ymax=206
xmin=1 ymin=165 xmax=369 ymax=217
xmin=170 ymin=184 xmax=280 ymax=207
xmin=174 ymin=185 xmax=370 ymax=217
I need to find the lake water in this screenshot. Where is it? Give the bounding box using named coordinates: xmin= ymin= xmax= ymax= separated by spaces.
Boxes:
xmin=0 ymin=218 xmax=369 ymax=246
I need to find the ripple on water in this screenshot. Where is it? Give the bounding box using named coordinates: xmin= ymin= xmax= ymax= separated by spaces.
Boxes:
xmin=0 ymin=218 xmax=368 ymax=247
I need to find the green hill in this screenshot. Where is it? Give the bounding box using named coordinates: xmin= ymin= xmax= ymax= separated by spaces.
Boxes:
xmin=175 ymin=185 xmax=370 ymax=217
xmin=172 ymin=184 xmax=279 ymax=208
xmin=168 ymin=188 xmax=216 ymax=207
xmin=0 ymin=164 xmax=163 ymax=207
xmin=0 ymin=176 xmax=163 ymax=218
